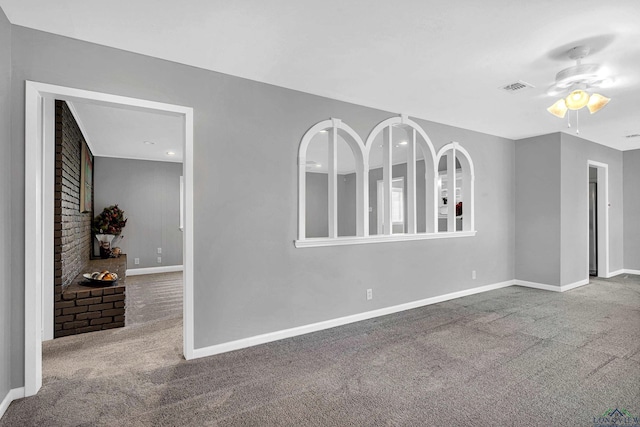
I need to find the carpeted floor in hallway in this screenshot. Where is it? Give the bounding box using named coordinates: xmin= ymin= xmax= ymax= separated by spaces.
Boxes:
xmin=1 ymin=273 xmax=639 ymax=426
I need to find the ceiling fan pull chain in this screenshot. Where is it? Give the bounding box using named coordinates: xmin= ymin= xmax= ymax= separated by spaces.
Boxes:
xmin=576 ymin=109 xmax=580 ymax=134
xmin=567 ymin=110 xmax=571 ymax=129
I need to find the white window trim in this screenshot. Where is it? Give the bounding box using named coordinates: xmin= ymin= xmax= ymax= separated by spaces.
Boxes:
xmin=296 ymin=115 xmax=476 ymax=248
xmin=295 ymin=231 xmax=477 ymax=248
xmin=435 ymin=142 xmax=475 ymax=232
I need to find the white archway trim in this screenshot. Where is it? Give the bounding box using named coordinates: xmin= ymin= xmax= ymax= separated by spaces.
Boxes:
xmin=295 ymin=116 xmax=477 ymax=248
xmin=24 ymin=81 xmax=195 ymax=397
xmin=435 ymin=141 xmax=476 ymax=232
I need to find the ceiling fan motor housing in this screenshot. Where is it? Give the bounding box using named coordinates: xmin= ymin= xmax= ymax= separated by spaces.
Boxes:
xmin=555 ymin=63 xmax=605 ymax=90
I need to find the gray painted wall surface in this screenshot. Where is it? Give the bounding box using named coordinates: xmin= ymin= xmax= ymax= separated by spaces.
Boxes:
xmin=515 ymin=134 xmax=562 ymax=286
xmin=10 ymin=26 xmax=514 ymax=386
xmin=0 ymin=5 xmax=12 ymax=401
xmin=338 ymin=173 xmax=357 ymax=236
xmin=514 ymin=133 xmax=625 ymax=287
xmin=623 ymin=149 xmax=640 ymax=270
xmin=304 ymin=172 xmax=328 ymax=238
xmin=305 ymin=172 xmax=356 ymax=238
xmin=93 ymin=157 xmax=183 ymax=269
xmin=560 ymin=133 xmax=624 ymax=285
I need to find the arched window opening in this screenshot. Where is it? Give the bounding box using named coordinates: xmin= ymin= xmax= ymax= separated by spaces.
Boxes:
xmin=298 ymin=119 xmax=365 ymax=240
xmin=365 ymin=116 xmax=437 ymax=236
xmin=296 ymin=116 xmax=475 ymax=247
xmin=436 ymin=142 xmax=475 ymax=233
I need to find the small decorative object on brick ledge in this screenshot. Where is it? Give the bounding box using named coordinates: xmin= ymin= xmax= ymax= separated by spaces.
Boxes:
xmin=93 ymin=205 xmax=127 ymax=258
xmin=95 ymin=234 xmax=115 ymax=259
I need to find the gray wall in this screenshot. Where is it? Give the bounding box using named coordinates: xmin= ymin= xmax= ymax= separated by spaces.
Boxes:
xmin=560 ymin=133 xmax=624 ymax=285
xmin=304 ymin=172 xmax=328 ymax=238
xmin=0 ymin=5 xmax=12 ymax=401
xmin=515 ymin=134 xmax=562 ymax=286
xmin=93 ymin=157 xmax=183 ymax=269
xmin=337 ymin=173 xmax=356 ymax=237
xmin=305 ymin=171 xmax=357 ymax=238
xmin=623 ymin=149 xmax=640 ymax=270
xmin=9 ymin=26 xmax=515 ymax=386
xmin=515 ymin=133 xmax=625 ymax=287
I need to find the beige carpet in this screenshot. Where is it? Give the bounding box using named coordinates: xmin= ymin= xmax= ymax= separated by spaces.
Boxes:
xmin=1 ymin=274 xmax=639 ymax=426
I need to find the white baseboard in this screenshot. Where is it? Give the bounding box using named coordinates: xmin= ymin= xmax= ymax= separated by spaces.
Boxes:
xmin=1 ymin=387 xmax=25 ymax=420
xmin=514 ymin=278 xmax=590 ymax=293
xmin=514 ymin=279 xmax=562 ymax=292
xmin=192 ymin=280 xmax=514 ymax=359
xmin=622 ymin=269 xmax=640 ymax=275
xmin=126 ymin=265 xmax=183 ymax=276
xmin=560 ymin=278 xmax=590 ymax=292
xmin=606 ymin=269 xmax=625 ymax=278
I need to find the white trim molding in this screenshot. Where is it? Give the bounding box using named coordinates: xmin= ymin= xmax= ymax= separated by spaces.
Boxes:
xmin=24 ymin=81 xmax=195 ymax=397
xmin=297 ymin=115 xmax=476 ymax=246
xmin=559 ymin=278 xmax=590 ymax=292
xmin=193 ymin=280 xmax=512 ymax=359
xmin=126 ymin=265 xmax=184 ymax=276
xmin=607 ymin=269 xmax=625 ymax=278
xmin=0 ymin=388 xmax=25 ymax=420
xmin=295 ymin=230 xmax=476 ymax=248
xmin=514 ymin=278 xmax=590 ymax=292
xmin=621 ymin=269 xmax=640 ymax=276
xmin=514 ymin=279 xmax=563 ymax=292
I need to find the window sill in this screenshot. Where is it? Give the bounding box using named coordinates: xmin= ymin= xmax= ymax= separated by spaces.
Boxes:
xmin=294 ymin=231 xmax=477 ymax=248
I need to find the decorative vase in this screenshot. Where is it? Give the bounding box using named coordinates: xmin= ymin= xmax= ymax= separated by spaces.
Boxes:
xmin=95 ymin=234 xmax=116 ymax=259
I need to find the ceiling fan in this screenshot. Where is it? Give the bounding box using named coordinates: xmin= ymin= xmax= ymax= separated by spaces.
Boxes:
xmin=546 ymin=45 xmax=612 ymax=123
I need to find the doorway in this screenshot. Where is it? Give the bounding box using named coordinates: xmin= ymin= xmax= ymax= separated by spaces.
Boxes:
xmin=24 ymin=81 xmax=195 ymax=397
xmin=588 ymin=167 xmax=597 ymax=276
xmin=587 ymin=160 xmax=609 ymax=279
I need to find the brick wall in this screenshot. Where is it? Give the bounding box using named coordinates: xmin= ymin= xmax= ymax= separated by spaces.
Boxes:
xmin=54 ymin=100 xmax=93 ymax=328
xmin=55 ymin=286 xmax=125 ymax=337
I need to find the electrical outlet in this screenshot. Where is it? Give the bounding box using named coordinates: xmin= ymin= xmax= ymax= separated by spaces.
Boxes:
xmin=157 ymin=257 xmax=162 ymax=264
xmin=472 ymin=270 xmax=476 ymax=280
xmin=366 ymin=289 xmax=373 ymax=300
xmin=157 ymin=247 xmax=162 ymax=254
xmin=134 ymin=258 xmax=140 ymax=265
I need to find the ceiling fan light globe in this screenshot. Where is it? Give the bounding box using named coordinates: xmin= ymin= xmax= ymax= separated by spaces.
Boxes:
xmin=587 ymin=93 xmax=610 ymax=114
xmin=565 ymin=90 xmax=590 ymax=110
xmin=547 ymin=99 xmax=568 ymax=118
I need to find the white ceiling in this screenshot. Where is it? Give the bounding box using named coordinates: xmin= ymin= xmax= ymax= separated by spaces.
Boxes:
xmin=69 ymin=101 xmax=184 ymax=163
xmin=3 ymin=0 xmax=640 ymax=150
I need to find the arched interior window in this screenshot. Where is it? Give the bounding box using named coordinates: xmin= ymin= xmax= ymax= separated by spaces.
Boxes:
xmin=298 ymin=119 xmax=365 ymax=240
xmin=436 ymin=142 xmax=475 ymax=233
xmin=365 ymin=116 xmax=436 ymax=236
xmin=296 ymin=116 xmax=475 ymax=247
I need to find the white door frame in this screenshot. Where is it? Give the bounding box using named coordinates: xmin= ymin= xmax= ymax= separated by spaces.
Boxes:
xmin=586 ymin=160 xmax=609 ymax=279
xmin=24 ymin=81 xmax=195 ymax=397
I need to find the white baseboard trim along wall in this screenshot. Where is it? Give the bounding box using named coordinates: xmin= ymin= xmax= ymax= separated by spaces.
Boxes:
xmin=607 ymin=269 xmax=625 ymax=278
xmin=622 ymin=269 xmax=640 ymax=275
xmin=514 ymin=278 xmax=591 ymax=293
xmin=0 ymin=388 xmax=25 ymax=420
xmin=193 ymin=280 xmax=514 ymax=359
xmin=126 ymin=265 xmax=184 ymax=276
xmin=194 ymin=271 xmax=640 ymax=359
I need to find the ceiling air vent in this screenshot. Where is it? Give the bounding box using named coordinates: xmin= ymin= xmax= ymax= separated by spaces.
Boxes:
xmin=625 ymin=134 xmax=640 ymax=139
xmin=500 ymin=80 xmax=535 ymax=94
